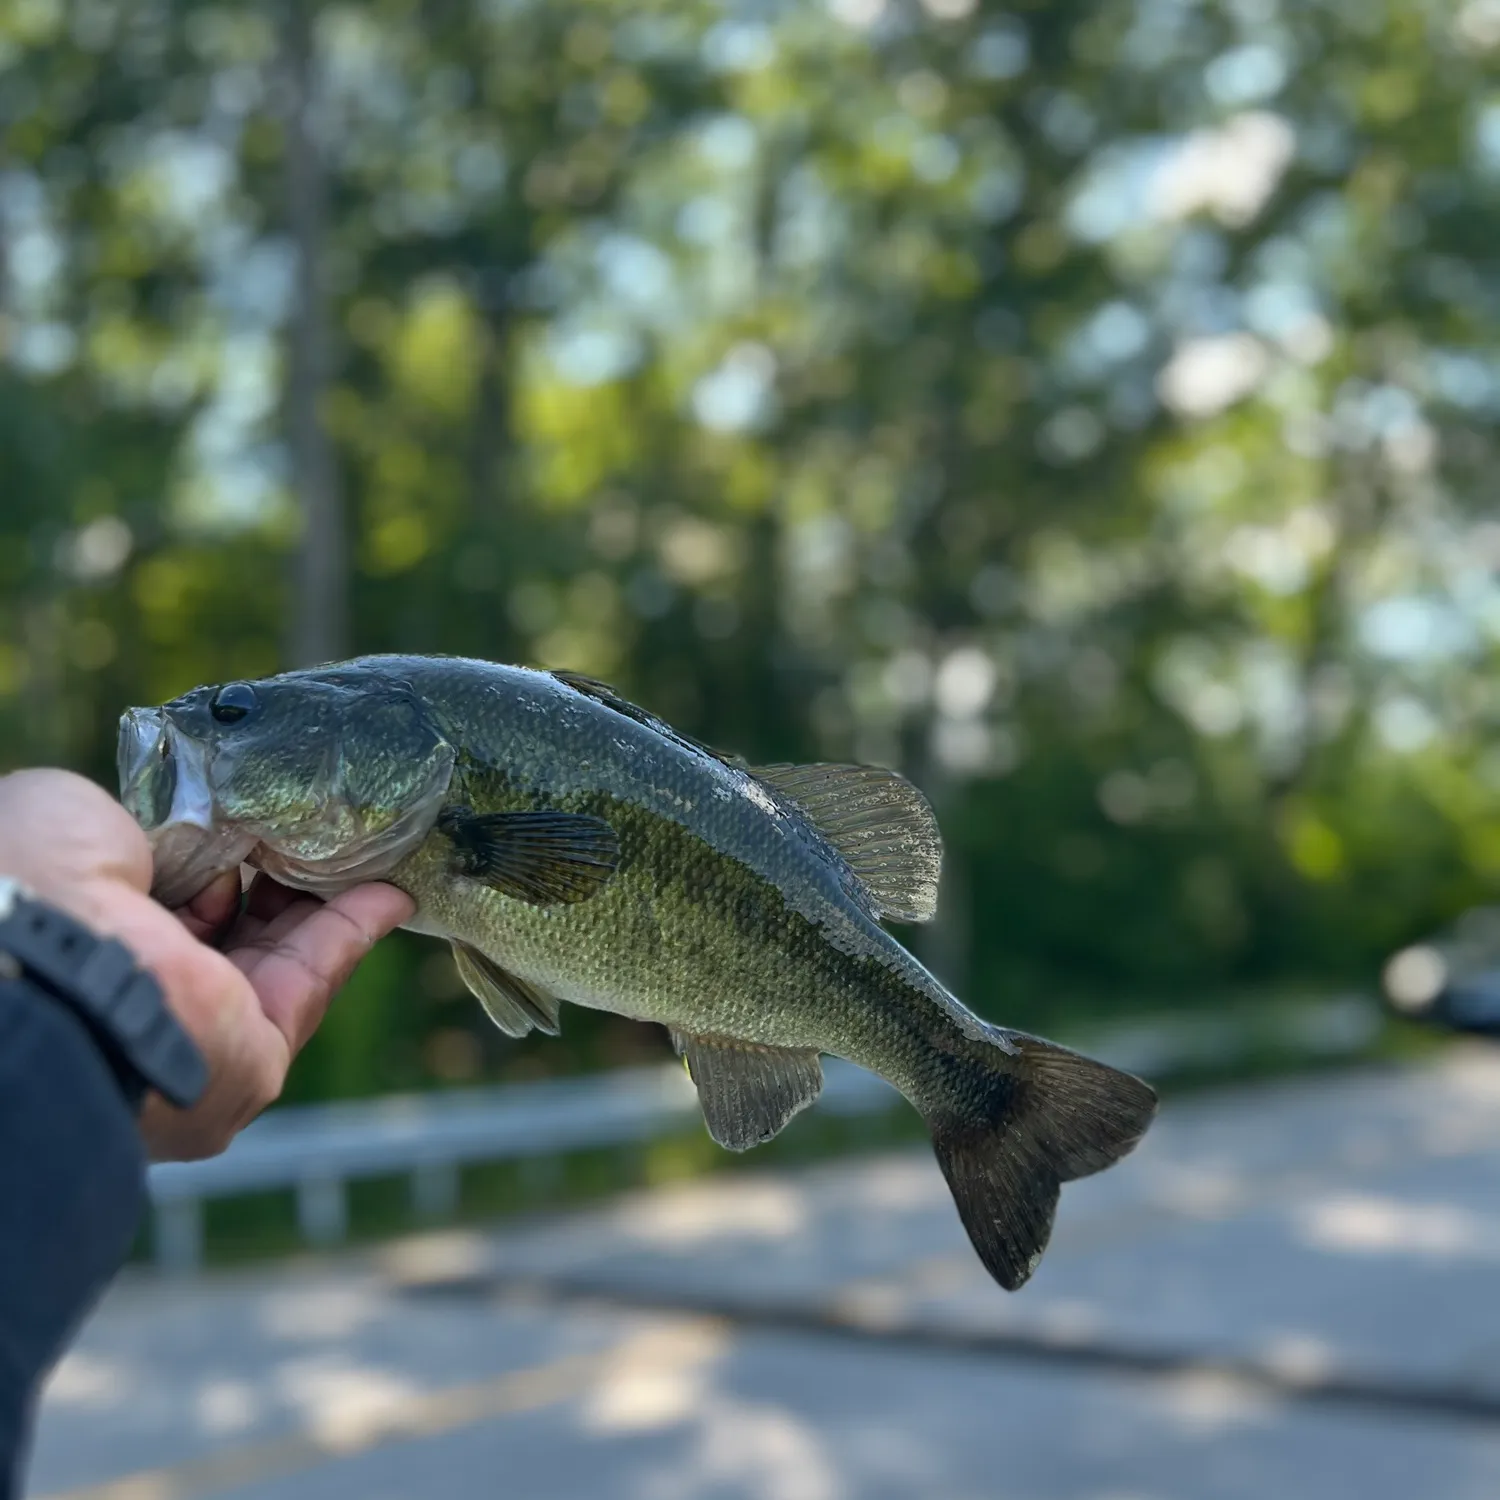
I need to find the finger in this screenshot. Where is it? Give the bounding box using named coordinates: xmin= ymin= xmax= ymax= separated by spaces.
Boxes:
xmin=0 ymin=770 xmax=154 ymax=896
xmin=216 ymin=899 xmax=297 ymax=957
xmin=220 ymin=875 xmax=320 ymax=951
xmin=244 ymin=873 xmax=305 ymax=924
xmin=175 ymin=869 xmax=243 ymax=942
xmin=218 ymin=873 xmax=292 ymax=948
xmin=229 ymin=883 xmax=414 ymax=1053
xmin=232 ymin=889 xmax=323 ymax=952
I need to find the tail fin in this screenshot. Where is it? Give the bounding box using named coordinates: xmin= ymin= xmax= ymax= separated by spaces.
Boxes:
xmin=926 ymin=1033 xmax=1157 ymax=1292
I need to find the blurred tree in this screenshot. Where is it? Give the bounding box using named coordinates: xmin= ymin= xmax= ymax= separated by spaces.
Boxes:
xmin=279 ymin=0 xmax=346 ymax=666
xmin=3 ymin=0 xmax=1499 ymax=1091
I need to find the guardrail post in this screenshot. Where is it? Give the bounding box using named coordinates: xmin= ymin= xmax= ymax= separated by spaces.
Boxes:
xmin=411 ymin=1162 xmax=460 ymax=1220
xmin=297 ymin=1175 xmax=348 ymax=1245
xmin=155 ymin=1198 xmax=203 ymax=1275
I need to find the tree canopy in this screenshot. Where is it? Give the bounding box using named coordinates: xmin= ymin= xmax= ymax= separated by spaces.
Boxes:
xmin=3 ymin=0 xmax=1498 ymax=1091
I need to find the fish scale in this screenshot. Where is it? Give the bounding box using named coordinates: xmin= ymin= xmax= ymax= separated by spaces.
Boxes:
xmin=118 ymin=652 xmax=1158 ymax=1292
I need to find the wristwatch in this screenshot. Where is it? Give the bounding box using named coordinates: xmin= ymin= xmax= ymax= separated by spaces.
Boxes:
xmin=0 ymin=876 xmax=207 ymax=1110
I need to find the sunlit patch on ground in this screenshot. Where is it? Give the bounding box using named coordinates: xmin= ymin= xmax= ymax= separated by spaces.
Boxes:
xmin=1295 ymin=1196 xmax=1500 ymax=1264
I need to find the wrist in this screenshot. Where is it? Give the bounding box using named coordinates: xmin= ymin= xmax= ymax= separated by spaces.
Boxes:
xmin=0 ymin=878 xmax=208 ymax=1111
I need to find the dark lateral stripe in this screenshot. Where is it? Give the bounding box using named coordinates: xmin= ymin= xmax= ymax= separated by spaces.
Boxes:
xmin=401 ymin=1271 xmax=1500 ymax=1429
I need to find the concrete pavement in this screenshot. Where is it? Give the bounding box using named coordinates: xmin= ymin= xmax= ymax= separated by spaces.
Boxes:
xmin=28 ymin=1047 xmax=1500 ymax=1499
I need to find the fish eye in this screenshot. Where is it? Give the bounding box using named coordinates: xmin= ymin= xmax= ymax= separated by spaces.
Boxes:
xmin=210 ymin=682 xmax=259 ymax=725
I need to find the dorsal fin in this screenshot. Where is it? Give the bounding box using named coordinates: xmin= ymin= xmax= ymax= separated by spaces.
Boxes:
xmin=751 ymin=762 xmax=943 ymax=923
xmin=550 ymin=672 xmax=942 ymax=920
xmin=551 ymin=670 xmax=746 ymax=771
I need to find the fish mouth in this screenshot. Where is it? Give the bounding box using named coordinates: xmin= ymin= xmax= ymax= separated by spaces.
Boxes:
xmin=118 ymin=707 xmax=180 ymax=832
xmin=116 ymin=707 xmax=256 ymax=907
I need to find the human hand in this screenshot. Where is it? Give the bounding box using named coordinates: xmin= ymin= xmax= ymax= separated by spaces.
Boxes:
xmin=0 ymin=769 xmax=413 ymax=1160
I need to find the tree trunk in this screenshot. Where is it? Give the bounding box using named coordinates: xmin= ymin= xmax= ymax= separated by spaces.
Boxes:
xmin=21 ymin=593 xmax=65 ymax=764
xmin=281 ymin=0 xmax=345 ymax=668
xmin=468 ymin=270 xmax=510 ymax=523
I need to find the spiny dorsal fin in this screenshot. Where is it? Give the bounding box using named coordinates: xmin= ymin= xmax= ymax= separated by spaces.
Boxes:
xmin=670 ymin=1031 xmax=824 ymax=1151
xmin=437 ymin=806 xmax=619 ymax=905
xmin=451 ymin=941 xmax=562 ymax=1037
xmin=751 ymin=763 xmax=942 ymax=923
xmin=551 ymin=670 xmax=746 ymax=771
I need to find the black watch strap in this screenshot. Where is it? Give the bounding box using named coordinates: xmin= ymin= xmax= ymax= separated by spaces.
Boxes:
xmin=0 ymin=878 xmax=207 ymax=1109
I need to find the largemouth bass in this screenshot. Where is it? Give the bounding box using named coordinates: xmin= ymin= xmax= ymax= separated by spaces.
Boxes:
xmin=118 ymin=655 xmax=1156 ymax=1290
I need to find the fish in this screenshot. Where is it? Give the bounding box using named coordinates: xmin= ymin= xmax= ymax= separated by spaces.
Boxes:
xmin=118 ymin=654 xmax=1157 ymax=1290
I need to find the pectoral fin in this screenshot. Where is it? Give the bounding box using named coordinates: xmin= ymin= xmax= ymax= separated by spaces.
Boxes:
xmin=451 ymin=941 xmax=562 ymax=1037
xmin=670 ymin=1031 xmax=823 ymax=1150
xmin=438 ymin=807 xmax=619 ymax=905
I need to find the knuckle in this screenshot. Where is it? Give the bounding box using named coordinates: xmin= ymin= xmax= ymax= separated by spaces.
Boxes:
xmin=178 ymin=1125 xmax=232 ymax=1163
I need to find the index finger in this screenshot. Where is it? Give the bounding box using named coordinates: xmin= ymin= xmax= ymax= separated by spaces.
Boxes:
xmin=175 ymin=868 xmax=244 ymax=943
xmin=227 ymin=883 xmax=414 ymax=1053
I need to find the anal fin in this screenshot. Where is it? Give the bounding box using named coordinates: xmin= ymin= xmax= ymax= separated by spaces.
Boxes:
xmin=670 ymin=1031 xmax=823 ymax=1151
xmin=452 ymin=941 xmax=562 ymax=1037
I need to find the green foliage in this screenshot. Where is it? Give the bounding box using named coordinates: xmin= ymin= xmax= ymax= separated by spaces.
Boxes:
xmin=3 ymin=0 xmax=1499 ymax=1096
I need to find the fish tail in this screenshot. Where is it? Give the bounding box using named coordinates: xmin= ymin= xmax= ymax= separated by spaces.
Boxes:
xmin=922 ymin=1031 xmax=1157 ymax=1291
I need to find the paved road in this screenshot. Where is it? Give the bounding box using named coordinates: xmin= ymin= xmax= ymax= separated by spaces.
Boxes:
xmin=27 ymin=1048 xmax=1500 ymax=1499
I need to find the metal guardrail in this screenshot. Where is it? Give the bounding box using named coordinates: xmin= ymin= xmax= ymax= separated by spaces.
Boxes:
xmin=146 ymin=994 xmax=1383 ymax=1274
xmin=146 ymin=1058 xmax=900 ymax=1272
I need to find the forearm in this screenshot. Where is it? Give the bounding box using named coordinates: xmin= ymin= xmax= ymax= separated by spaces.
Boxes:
xmin=0 ymin=770 xmax=407 ymax=1499
xmin=0 ymin=976 xmax=147 ymax=1498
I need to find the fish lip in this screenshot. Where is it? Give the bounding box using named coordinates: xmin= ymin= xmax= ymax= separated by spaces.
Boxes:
xmin=118 ymin=707 xmax=178 ymax=832
xmin=117 ymin=707 xmax=254 ymax=906
xmin=117 ymin=706 xmax=161 ymax=799
xmin=118 ymin=706 xmax=220 ymax=833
